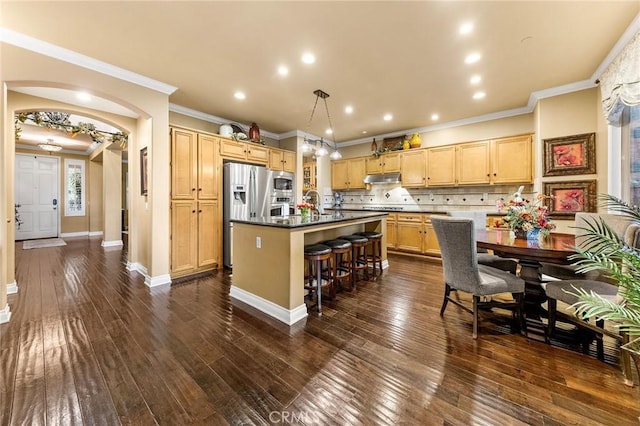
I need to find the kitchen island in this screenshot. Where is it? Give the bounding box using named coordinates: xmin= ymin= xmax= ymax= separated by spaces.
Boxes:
xmin=230 ymin=211 xmax=388 ymax=325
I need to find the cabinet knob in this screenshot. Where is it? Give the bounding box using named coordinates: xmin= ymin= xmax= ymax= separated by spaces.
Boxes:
xmin=192 ymin=210 xmax=196 ymax=213
xmin=487 ymin=174 xmax=490 ymax=177
xmin=493 ymin=173 xmax=497 ymax=176
xmin=192 ymin=188 xmax=196 ymax=191
xmin=198 ymin=210 xmax=202 ymax=213
xmin=198 ymin=188 xmax=202 ymax=191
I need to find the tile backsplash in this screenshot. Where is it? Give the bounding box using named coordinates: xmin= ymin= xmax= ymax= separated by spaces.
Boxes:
xmin=323 ymin=183 xmax=534 ymax=213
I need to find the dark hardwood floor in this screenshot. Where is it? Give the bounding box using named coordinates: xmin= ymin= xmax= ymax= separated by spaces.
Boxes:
xmin=1 ymin=236 xmax=639 ymax=425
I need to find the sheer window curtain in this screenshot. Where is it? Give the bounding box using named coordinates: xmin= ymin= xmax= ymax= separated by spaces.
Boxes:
xmin=600 ymin=31 xmax=640 ymax=125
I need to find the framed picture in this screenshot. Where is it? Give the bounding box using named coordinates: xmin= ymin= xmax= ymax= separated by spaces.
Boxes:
xmin=140 ymin=147 xmax=148 ymax=196
xmin=543 ymin=180 xmax=597 ymax=218
xmin=543 ymin=132 xmax=596 ymax=177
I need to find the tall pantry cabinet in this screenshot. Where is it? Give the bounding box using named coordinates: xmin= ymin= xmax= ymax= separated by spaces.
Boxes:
xmin=170 ymin=127 xmax=221 ymax=277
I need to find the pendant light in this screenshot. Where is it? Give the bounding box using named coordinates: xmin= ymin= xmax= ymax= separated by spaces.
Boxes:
xmin=303 ymin=89 xmax=341 ymax=159
xmin=38 ymin=138 xmax=63 ymax=152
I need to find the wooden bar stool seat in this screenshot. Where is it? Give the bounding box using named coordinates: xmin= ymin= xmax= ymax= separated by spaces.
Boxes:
xmin=339 ymin=234 xmax=369 ymax=289
xmin=304 ymin=244 xmax=333 ymax=314
xmin=323 ymin=239 xmax=353 ymax=291
xmin=357 ymin=231 xmax=383 ymax=278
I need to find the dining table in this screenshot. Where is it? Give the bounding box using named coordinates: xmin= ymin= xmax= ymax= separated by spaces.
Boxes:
xmin=476 ymin=228 xmax=576 ymax=332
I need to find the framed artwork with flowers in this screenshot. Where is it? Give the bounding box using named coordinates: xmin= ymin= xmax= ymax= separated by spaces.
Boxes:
xmin=543 ymin=132 xmax=596 ymax=177
xmin=543 ymin=180 xmax=597 ymax=218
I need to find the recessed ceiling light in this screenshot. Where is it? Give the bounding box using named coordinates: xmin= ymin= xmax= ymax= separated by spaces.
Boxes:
xmin=277 ymin=65 xmax=289 ymax=76
xmin=431 ymin=114 xmax=439 ymax=121
xmin=459 ymin=22 xmax=474 ymax=35
xmin=473 ymin=91 xmax=486 ymax=100
xmin=345 ymin=105 xmax=353 ymax=114
xmin=464 ymin=52 xmax=481 ymax=64
xmin=77 ymin=92 xmax=91 ymax=102
xmin=301 ymin=53 xmax=316 ymax=64
xmin=234 ymin=91 xmax=246 ymax=100
xmin=325 ymin=129 xmax=333 ymax=135
xmin=470 ymin=75 xmax=482 ymax=84
xmin=362 ymin=130 xmax=368 ymax=134
xmin=383 ymin=114 xmax=393 ymax=121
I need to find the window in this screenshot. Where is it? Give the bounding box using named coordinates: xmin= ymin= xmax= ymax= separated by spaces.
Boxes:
xmin=628 ymin=105 xmax=640 ymax=206
xmin=65 ymin=159 xmax=85 ymax=216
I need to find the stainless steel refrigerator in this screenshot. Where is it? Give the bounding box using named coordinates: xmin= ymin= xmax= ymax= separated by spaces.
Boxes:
xmin=223 ymin=162 xmax=270 ymax=268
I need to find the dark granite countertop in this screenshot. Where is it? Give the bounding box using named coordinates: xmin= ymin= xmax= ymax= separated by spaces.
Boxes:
xmin=231 ymin=211 xmax=387 ymax=228
xmin=330 ymin=208 xmax=502 ymax=215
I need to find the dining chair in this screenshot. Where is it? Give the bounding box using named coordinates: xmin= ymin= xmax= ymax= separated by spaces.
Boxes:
xmin=540 ymin=212 xmax=630 ymax=282
xmin=448 ymin=211 xmax=518 ymax=274
xmin=432 ymin=216 xmax=527 ymax=339
xmin=544 ymin=220 xmax=638 ymax=385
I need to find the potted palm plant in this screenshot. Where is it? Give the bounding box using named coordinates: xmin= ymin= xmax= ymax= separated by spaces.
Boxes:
xmin=569 ymin=194 xmax=640 ymax=377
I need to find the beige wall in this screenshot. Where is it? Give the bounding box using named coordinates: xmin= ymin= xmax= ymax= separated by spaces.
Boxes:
xmin=535 ymin=88 xmax=600 ymax=233
xmin=89 ymin=160 xmax=103 ymax=233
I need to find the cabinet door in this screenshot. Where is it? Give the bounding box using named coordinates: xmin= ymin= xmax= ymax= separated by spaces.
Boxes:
xmin=401 ymin=150 xmax=427 ymax=187
xmin=197 ymin=200 xmax=219 ymax=268
xmin=386 ymin=214 xmax=397 ymax=250
xmin=246 ymin=145 xmax=269 ymax=165
xmin=492 ymin=135 xmax=532 ymax=184
xmin=282 ymin=150 xmax=296 ymax=173
xmin=171 ymin=201 xmax=197 ymax=274
xmin=457 ymin=141 xmax=490 ymax=185
xmin=198 ymin=134 xmax=218 ymax=200
xmin=366 ymin=157 xmax=383 ymax=174
xmin=219 ymin=139 xmax=247 ymax=160
xmin=427 ymin=146 xmax=456 ymax=186
xmin=347 ymin=158 xmax=367 ymax=189
xmin=422 ymin=217 xmax=441 ymax=255
xmin=171 ymin=128 xmax=197 ymax=199
xmin=332 ymin=160 xmax=349 ymax=190
xmin=269 ymin=149 xmax=283 ymax=170
xmin=396 ymin=221 xmax=423 ymax=253
xmin=382 ymin=152 xmax=401 ymax=173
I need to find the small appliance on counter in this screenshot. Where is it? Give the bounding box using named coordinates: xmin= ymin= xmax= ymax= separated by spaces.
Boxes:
xmin=333 ymin=192 xmax=343 ymax=210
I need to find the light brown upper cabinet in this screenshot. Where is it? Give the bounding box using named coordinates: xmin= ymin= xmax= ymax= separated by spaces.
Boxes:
xmin=426 ymin=146 xmax=456 ymax=186
xmin=400 ymin=150 xmax=427 ymax=187
xmin=269 ymin=148 xmax=296 ymax=173
xmin=491 ymin=134 xmax=532 ymax=184
xmin=219 ymin=138 xmax=269 ymax=165
xmin=366 ymin=152 xmax=401 ymax=175
xmin=171 ymin=128 xmax=218 ymax=200
xmin=331 ymin=157 xmax=366 ymax=190
xmin=456 ymin=141 xmax=491 ymax=185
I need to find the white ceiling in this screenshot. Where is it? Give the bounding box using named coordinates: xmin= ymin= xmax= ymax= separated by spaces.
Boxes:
xmin=2 ymin=2 xmax=639 ymax=144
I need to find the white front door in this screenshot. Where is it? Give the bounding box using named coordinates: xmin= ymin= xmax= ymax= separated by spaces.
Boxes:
xmin=15 ymin=154 xmax=60 ymax=240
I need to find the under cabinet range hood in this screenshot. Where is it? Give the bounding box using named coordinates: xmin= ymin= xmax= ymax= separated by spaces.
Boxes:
xmin=363 ymin=173 xmax=401 ymax=184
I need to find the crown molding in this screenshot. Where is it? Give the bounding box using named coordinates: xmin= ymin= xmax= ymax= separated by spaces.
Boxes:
xmin=0 ymin=27 xmax=177 ymax=95
xmin=169 ymin=103 xmax=280 ymax=140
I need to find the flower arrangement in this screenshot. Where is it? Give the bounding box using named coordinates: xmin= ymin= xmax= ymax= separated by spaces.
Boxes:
xmin=495 ymin=193 xmax=556 ymax=236
xmin=296 ymin=202 xmax=314 ymax=216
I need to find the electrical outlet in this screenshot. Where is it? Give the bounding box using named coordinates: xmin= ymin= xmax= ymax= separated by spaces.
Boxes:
xmin=256 ymin=236 xmax=262 ymax=249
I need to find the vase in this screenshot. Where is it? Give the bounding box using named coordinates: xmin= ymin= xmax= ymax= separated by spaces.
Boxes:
xmin=300 ymin=208 xmax=310 ymax=221
xmin=249 ymin=122 xmax=260 ymax=142
xmin=513 ymin=228 xmax=540 ymax=240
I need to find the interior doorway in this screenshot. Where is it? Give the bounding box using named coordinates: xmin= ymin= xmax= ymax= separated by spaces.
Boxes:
xmin=14 ymin=154 xmax=60 ymax=240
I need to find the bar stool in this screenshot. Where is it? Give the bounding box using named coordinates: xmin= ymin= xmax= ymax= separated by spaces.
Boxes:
xmin=323 ymin=239 xmax=353 ymax=291
xmin=357 ymin=231 xmax=383 ymax=278
xmin=304 ymin=244 xmax=333 ymax=314
xmin=339 ymin=234 xmax=369 ymax=289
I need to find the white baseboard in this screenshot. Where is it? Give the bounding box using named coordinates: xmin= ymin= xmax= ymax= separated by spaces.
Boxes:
xmin=382 ymin=259 xmax=389 ymax=270
xmin=0 ymin=304 xmax=11 ymax=324
xmin=230 ymin=285 xmax=308 ymax=325
xmin=89 ymin=231 xmax=104 ymax=237
xmin=145 ymin=274 xmax=172 ymax=288
xmin=61 ymin=231 xmax=88 ymax=238
xmin=127 ymin=261 xmax=149 ymax=276
xmin=101 ymin=240 xmax=124 ymax=248
xmin=7 ymin=281 xmax=18 ymax=294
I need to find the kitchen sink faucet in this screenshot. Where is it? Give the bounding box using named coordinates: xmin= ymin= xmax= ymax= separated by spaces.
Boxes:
xmin=304 ymin=189 xmax=324 ymax=214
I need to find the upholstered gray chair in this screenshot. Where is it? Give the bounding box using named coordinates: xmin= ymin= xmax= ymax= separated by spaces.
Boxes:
xmin=448 ymin=211 xmax=518 ymax=274
xmin=544 ymin=221 xmax=638 ymax=385
xmin=432 ymin=216 xmax=526 ymax=339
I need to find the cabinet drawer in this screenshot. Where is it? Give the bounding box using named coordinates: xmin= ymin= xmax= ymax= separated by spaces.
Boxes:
xmin=397 ymin=213 xmax=423 ymax=223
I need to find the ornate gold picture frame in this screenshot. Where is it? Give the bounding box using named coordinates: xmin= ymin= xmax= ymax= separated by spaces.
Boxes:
xmin=543 ymin=133 xmax=596 ymax=177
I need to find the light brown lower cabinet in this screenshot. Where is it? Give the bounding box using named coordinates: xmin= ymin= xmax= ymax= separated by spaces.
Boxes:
xmin=386 ymin=213 xmax=397 ymax=249
xmin=171 ymin=199 xmax=220 ymax=276
xmin=389 ymin=213 xmax=441 ymax=256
